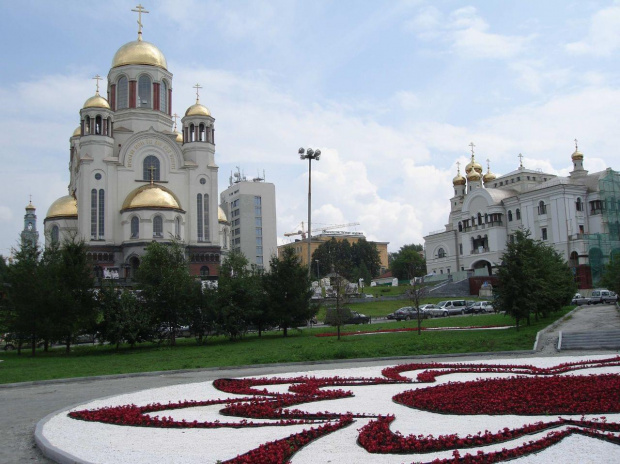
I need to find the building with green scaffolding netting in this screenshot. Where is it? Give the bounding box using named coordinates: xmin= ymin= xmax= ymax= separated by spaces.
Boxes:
xmin=425 ymin=142 xmax=618 ymax=290
xmin=585 ymin=169 xmax=620 ymax=286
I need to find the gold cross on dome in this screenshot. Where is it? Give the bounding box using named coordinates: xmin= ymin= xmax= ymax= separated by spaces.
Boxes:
xmin=193 ymin=83 xmax=202 ymax=102
xmin=131 ymin=4 xmax=149 ymax=40
xmin=486 ymin=158 xmax=491 ymax=171
xmin=172 ymin=113 xmax=179 ymax=130
xmin=574 ymin=138 xmax=579 ymax=151
xmin=469 ymin=142 xmax=476 ymax=157
xmin=456 ymin=161 xmax=461 ymax=173
xmin=92 ymin=74 xmax=102 ymax=94
xmin=518 ymin=152 xmax=524 ymax=168
xmin=148 ymin=165 xmax=156 ymax=185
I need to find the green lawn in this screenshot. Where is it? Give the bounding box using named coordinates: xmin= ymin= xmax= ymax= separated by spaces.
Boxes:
xmin=0 ymin=309 xmax=569 ymax=384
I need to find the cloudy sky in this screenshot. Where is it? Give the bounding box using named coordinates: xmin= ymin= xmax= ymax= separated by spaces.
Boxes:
xmin=1 ymin=0 xmax=620 ymax=258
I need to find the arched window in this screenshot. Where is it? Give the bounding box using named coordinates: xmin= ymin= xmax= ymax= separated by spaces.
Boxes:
xmin=538 ymin=201 xmax=546 ymax=215
xmin=437 ymin=248 xmax=446 ymax=258
xmin=458 ymin=222 xmax=463 ymax=232
xmin=138 ymin=75 xmax=151 ymax=107
xmin=508 ymin=210 xmax=513 ymax=222
xmin=153 ymin=215 xmax=163 ymax=237
xmin=197 ymin=194 xmax=203 ymax=241
xmin=131 ymin=216 xmax=139 ymax=238
xmin=84 ymin=116 xmax=91 ymax=135
xmin=160 ymin=80 xmax=168 ymax=113
xmin=91 ymin=189 xmax=104 ymax=239
xmin=143 ymin=155 xmax=160 ymax=181
xmin=516 ymin=208 xmax=521 ymax=220
xmin=200 ymin=266 xmax=210 ymax=277
xmin=95 ymin=115 xmax=102 ymax=135
xmin=199 ymin=123 xmax=206 ymax=141
xmin=117 ymin=76 xmax=128 ymax=109
xmin=175 ymin=216 xmax=180 ymax=238
xmin=576 ymin=197 xmax=583 ymax=212
xmin=477 ymin=213 xmax=482 ymax=225
xmin=189 ymin=123 xmax=195 ymax=142
xmin=51 ymin=225 xmax=59 ymax=244
xmin=197 ymin=194 xmax=210 ymax=241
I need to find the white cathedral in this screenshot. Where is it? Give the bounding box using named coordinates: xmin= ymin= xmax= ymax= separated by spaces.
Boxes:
xmin=424 ymin=143 xmax=620 ymax=289
xmin=43 ymin=10 xmax=230 ymax=281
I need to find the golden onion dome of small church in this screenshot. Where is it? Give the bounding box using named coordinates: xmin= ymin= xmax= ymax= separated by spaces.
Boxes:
xmin=185 ymin=83 xmax=211 ymax=117
xmin=46 ymin=195 xmax=78 ymax=219
xmin=452 ymin=164 xmax=466 ymax=186
xmin=483 ymin=159 xmax=497 ymax=183
xmin=572 ymin=139 xmax=584 ymax=160
xmin=467 ymin=169 xmax=482 ymax=182
xmin=464 ymin=142 xmax=483 ymax=174
xmin=122 ymin=184 xmax=182 ymax=211
xmin=72 ymin=126 xmax=81 ymax=137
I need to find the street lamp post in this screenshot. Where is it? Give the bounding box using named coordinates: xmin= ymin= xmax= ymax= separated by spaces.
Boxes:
xmin=299 ymin=147 xmax=321 ymax=278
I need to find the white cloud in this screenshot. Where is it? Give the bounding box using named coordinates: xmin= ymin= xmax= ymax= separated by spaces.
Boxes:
xmin=566 ymin=4 xmax=620 ymax=56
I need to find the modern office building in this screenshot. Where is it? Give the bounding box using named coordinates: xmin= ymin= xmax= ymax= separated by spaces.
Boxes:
xmin=219 ymin=170 xmax=277 ymax=271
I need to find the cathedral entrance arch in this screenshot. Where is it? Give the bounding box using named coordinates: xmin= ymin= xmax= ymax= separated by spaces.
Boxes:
xmin=126 ymin=255 xmax=141 ymax=280
xmin=471 ymin=259 xmax=492 ymax=276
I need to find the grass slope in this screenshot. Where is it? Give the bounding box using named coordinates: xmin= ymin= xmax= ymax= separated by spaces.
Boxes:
xmin=0 ymin=310 xmax=569 ymax=384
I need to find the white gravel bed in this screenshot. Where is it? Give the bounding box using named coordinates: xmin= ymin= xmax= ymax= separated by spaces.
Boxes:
xmin=38 ymin=354 xmax=620 ymax=464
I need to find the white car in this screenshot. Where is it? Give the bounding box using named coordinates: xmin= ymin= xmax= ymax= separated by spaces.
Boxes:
xmin=470 ymin=301 xmax=494 ymax=313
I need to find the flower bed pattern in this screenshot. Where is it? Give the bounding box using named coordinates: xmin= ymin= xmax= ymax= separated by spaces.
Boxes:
xmin=65 ymin=356 xmax=620 ymax=463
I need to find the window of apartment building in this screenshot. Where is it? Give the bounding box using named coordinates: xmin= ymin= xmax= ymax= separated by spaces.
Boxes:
xmin=255 ymin=217 xmax=262 ymax=227
xmin=256 ymin=246 xmax=263 ymax=255
xmin=256 ymin=256 xmax=263 ymax=266
xmin=256 ymin=237 xmax=262 ymax=246
xmin=256 ymin=227 xmax=262 ymax=236
xmin=541 ymin=227 xmax=548 ymax=241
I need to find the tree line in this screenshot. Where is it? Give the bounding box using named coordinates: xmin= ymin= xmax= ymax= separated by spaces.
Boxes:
xmin=0 ymin=240 xmax=314 ymax=355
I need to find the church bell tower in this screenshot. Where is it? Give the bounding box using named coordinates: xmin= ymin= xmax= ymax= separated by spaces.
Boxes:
xmin=21 ymin=199 xmax=39 ymax=248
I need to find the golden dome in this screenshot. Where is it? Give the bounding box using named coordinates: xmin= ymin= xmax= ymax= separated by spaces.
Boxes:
xmin=46 ymin=195 xmax=78 ymax=219
xmin=483 ymin=160 xmax=497 ymax=183
xmin=122 ymin=184 xmax=182 ymax=211
xmin=465 ymin=155 xmax=483 ymax=174
xmin=218 ymin=206 xmax=228 ymax=223
xmin=72 ymin=126 xmax=81 ymax=137
xmin=175 ymin=131 xmax=183 ymax=143
xmin=83 ymin=92 xmax=111 ymax=109
xmin=467 ymin=169 xmax=482 ymax=182
xmin=452 ymin=169 xmax=466 ymax=186
xmin=572 ymin=149 xmax=584 ymax=160
xmin=111 ymin=39 xmax=167 ymax=70
xmin=185 ymin=100 xmax=211 ymax=117
xmin=483 ymin=170 xmax=497 ymax=183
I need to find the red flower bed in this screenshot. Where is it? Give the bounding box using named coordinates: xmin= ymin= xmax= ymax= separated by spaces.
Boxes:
xmin=394 ymin=374 xmax=620 ymax=415
xmin=67 ymin=356 xmax=620 ymax=464
xmin=315 ymin=325 xmax=512 ymax=337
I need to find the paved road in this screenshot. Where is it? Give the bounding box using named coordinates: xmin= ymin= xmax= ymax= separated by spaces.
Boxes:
xmin=1 ymin=304 xmax=619 ymax=464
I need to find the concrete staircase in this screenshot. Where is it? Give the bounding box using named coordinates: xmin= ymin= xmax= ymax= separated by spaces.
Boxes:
xmin=428 ymin=279 xmax=471 ymax=297
xmin=559 ymin=330 xmax=620 ymax=350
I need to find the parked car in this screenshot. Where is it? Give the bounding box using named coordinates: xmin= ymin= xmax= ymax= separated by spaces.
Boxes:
xmin=1 ymin=333 xmax=45 ymax=351
xmin=437 ymin=300 xmax=468 ymax=315
xmin=346 ymin=311 xmax=371 ymax=324
xmin=387 ymin=306 xmax=421 ymax=321
xmin=419 ymin=304 xmax=439 ymax=315
xmin=469 ymin=301 xmax=495 ymax=313
xmin=571 ymin=293 xmax=591 ymax=306
xmin=425 ymin=305 xmax=449 ymax=317
xmin=589 ymin=289 xmax=618 ymax=305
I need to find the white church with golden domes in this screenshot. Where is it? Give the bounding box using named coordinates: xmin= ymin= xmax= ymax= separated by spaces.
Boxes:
xmin=43 ymin=7 xmax=229 ymax=281
xmin=424 ymin=143 xmax=620 ymax=289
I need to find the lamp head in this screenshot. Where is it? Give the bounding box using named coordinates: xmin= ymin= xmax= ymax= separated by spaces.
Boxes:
xmin=315 ymin=149 xmax=321 ymax=160
xmin=298 ymin=147 xmax=305 ymax=154
xmin=307 ymin=148 xmax=314 ymax=156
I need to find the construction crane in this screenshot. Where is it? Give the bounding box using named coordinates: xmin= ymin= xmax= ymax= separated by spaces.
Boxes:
xmin=284 ymin=222 xmax=360 ymax=239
